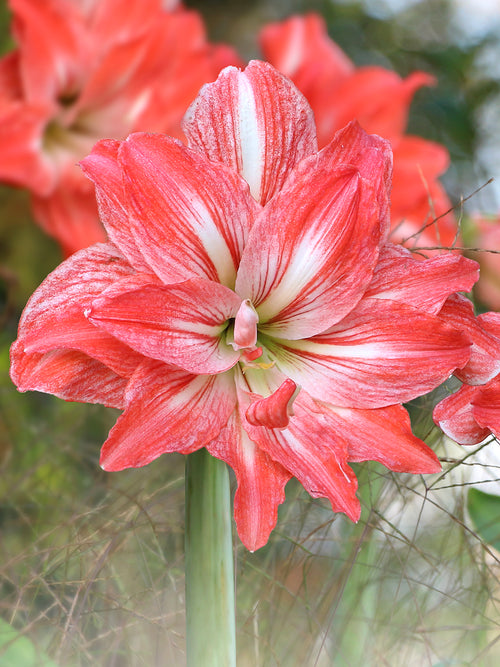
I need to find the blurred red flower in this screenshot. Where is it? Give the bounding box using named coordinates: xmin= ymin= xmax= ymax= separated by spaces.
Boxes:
xmin=0 ymin=0 xmax=238 ymax=254
xmin=260 ymin=13 xmax=458 ymax=255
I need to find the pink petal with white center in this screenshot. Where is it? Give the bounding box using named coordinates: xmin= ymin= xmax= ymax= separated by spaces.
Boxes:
xmin=326 ymin=403 xmax=441 ymax=472
xmin=12 ymin=243 xmax=145 ymax=378
xmin=183 ymin=60 xmax=318 ymax=205
xmin=89 ymin=277 xmax=242 ymax=374
xmin=10 ymin=342 xmax=128 ymax=409
xmin=365 ymin=244 xmax=478 ymax=315
xmin=319 ymin=121 xmax=393 ymax=235
xmin=439 ymin=294 xmax=500 ymax=385
xmin=80 ymin=140 xmax=154 ymax=271
xmin=100 ymin=360 xmax=237 ymax=471
xmin=207 ymin=411 xmax=291 ymax=551
xmin=238 ymin=380 xmax=360 ymax=522
xmin=236 ymin=129 xmax=391 ymax=339
xmin=434 ymin=384 xmax=491 ymax=445
xmin=117 ymin=132 xmax=261 ymax=287
xmin=268 ymin=297 xmax=470 ymax=409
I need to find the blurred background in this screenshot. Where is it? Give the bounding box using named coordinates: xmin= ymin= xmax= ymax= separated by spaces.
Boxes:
xmin=1 ymin=0 xmax=500 ymax=665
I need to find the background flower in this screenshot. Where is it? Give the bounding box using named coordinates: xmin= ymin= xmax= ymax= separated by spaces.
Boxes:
xmin=0 ymin=0 xmax=239 ymax=254
xmin=260 ymin=13 xmax=460 ymax=254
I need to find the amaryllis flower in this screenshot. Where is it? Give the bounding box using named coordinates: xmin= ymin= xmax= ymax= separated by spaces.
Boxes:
xmin=0 ymin=0 xmax=238 ymax=255
xmin=434 ymin=294 xmax=500 ymax=445
xmin=260 ymin=13 xmax=458 ymax=255
xmin=11 ymin=61 xmax=478 ymax=551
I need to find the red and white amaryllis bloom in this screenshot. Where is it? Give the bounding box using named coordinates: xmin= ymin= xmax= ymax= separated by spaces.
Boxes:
xmin=11 ymin=61 xmax=478 ymax=550
xmin=0 ymin=0 xmax=238 ymax=255
xmin=260 ymin=13 xmax=459 ymax=255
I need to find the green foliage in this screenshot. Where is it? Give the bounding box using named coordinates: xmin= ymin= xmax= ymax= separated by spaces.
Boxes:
xmin=468 ymin=487 xmax=500 ymax=552
xmin=0 ymin=618 xmax=58 ymax=667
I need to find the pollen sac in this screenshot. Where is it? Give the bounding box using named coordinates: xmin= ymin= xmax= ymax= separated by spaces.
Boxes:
xmin=246 ymin=378 xmax=300 ymax=429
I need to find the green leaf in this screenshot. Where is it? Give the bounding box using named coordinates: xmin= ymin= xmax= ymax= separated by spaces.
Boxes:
xmin=0 ymin=618 xmax=58 ymax=667
xmin=467 ymin=488 xmax=500 ymax=551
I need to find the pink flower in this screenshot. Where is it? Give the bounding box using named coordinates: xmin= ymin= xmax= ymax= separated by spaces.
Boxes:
xmin=11 ymin=61 xmax=478 ymax=550
xmin=260 ymin=13 xmax=458 ymax=255
xmin=434 ymin=294 xmax=500 ymax=445
xmin=0 ymin=0 xmax=238 ymax=255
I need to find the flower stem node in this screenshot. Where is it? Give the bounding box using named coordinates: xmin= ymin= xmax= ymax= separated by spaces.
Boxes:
xmin=246 ymin=378 xmax=300 ymax=429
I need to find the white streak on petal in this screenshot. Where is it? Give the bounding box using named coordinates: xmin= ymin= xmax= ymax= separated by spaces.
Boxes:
xmin=238 ymin=74 xmax=262 ymax=201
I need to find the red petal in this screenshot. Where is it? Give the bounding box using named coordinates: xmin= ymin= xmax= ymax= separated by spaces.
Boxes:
xmin=434 ymin=384 xmax=492 ymax=445
xmin=13 ymin=243 xmax=144 ymax=377
xmin=89 ymin=277 xmax=242 ymax=374
xmin=239 ymin=383 xmax=360 ymax=522
xmin=100 ymin=360 xmax=236 ymax=470
xmin=269 ymin=298 xmax=471 ymax=408
xmin=117 ymin=132 xmax=260 ymax=286
xmin=80 ymin=140 xmax=154 ymax=271
xmin=365 ymin=244 xmax=478 ymax=315
xmin=10 ymin=0 xmax=89 ymax=103
xmin=472 ymin=377 xmax=500 ymax=438
xmin=439 ymin=294 xmax=500 ymax=385
xmin=0 ymin=103 xmax=54 ymax=194
xmin=207 ymin=411 xmax=291 ymax=551
xmin=10 ymin=341 xmax=127 ymax=409
xmin=330 ymin=403 xmax=441 ymax=472
xmin=183 ymin=60 xmax=318 ymax=204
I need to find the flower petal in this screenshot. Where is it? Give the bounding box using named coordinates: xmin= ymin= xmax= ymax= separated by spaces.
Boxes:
xmin=89 ymin=277 xmax=242 ymax=374
xmin=472 ymin=378 xmax=500 ymax=438
xmin=268 ymin=297 xmax=471 ymax=408
xmin=365 ymin=244 xmax=478 ymax=315
xmin=10 ymin=342 xmax=127 ymax=408
xmin=236 ymin=124 xmax=391 ymax=339
xmin=239 ymin=381 xmax=360 ymax=522
xmin=100 ymin=360 xmax=237 ymax=471
xmin=79 ymin=140 xmax=154 ymax=271
xmin=0 ymin=102 xmax=54 ymax=194
xmin=183 ymin=60 xmax=318 ymax=204
xmin=328 ymin=403 xmax=441 ymax=472
xmin=439 ymin=294 xmax=500 ymax=385
xmin=207 ymin=410 xmax=291 ymax=551
xmin=12 ymin=243 xmax=144 ymax=378
xmin=434 ymin=384 xmax=492 ymax=445
xmin=10 ymin=0 xmax=89 ymax=103
xmin=117 ymin=132 xmax=261 ymax=287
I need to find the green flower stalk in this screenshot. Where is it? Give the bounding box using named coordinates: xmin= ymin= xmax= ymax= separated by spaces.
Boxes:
xmin=185 ymin=449 xmax=236 ymax=667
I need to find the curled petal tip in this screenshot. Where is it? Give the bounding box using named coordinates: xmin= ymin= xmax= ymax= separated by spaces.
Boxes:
xmin=246 ymin=378 xmax=299 ymax=429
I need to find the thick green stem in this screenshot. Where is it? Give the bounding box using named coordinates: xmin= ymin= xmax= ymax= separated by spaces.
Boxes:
xmin=185 ymin=448 xmax=236 ymax=667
